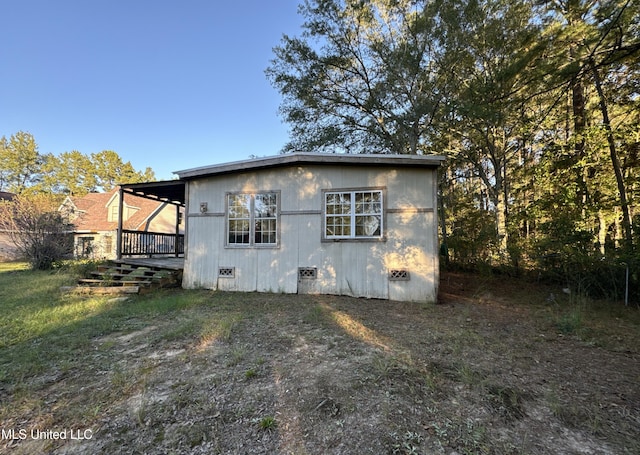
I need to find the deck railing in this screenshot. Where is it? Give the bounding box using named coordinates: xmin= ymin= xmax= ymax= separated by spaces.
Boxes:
xmin=121 ymin=229 xmax=184 ymax=257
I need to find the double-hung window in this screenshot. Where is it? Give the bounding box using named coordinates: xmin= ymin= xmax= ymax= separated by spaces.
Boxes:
xmin=227 ymin=192 xmax=278 ymax=246
xmin=324 ymin=189 xmax=384 ymax=239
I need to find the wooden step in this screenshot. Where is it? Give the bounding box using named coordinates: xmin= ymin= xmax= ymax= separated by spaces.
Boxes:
xmin=78 ymin=278 xmax=152 ymax=287
xmin=62 ymin=261 xmax=183 ymax=295
xmin=61 ymin=285 xmax=141 ymax=295
xmin=90 ymin=271 xmax=158 ymax=280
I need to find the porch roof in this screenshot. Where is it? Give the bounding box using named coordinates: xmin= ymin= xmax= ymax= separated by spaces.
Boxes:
xmin=120 ymin=180 xmax=186 ymax=206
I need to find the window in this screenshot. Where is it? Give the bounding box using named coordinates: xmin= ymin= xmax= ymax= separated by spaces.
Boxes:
xmin=78 ymin=236 xmax=94 ymax=257
xmin=227 ymin=192 xmax=278 ymax=246
xmin=324 ymin=189 xmax=383 ymax=239
xmin=108 ymin=205 xmax=119 ymax=222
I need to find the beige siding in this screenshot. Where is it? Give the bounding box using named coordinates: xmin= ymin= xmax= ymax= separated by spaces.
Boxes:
xmin=0 ymin=232 xmax=20 ymax=261
xmin=183 ymin=164 xmax=439 ymax=302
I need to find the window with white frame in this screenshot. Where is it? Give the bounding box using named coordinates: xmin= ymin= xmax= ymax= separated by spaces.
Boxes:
xmin=324 ymin=189 xmax=383 ymax=239
xmin=227 ymin=192 xmax=278 ymax=246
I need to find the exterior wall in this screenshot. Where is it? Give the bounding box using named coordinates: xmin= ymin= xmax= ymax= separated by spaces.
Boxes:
xmin=73 ymin=231 xmax=116 ymax=259
xmin=146 ymin=204 xmax=182 ymax=233
xmin=182 ymin=164 xmax=439 ymax=302
xmin=0 ymin=232 xmax=21 ymax=261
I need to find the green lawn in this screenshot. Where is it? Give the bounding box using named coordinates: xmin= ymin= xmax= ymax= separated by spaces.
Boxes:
xmin=0 ymin=262 xmax=228 ymax=384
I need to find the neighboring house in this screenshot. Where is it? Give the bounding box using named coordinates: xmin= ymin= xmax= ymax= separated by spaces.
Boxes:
xmin=59 ymin=187 xmax=183 ymax=259
xmin=0 ymin=191 xmax=18 ymax=261
xmin=174 ymin=153 xmax=445 ymax=303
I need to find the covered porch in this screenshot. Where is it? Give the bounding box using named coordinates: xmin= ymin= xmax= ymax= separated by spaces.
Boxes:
xmin=117 ymin=180 xmax=186 ymax=267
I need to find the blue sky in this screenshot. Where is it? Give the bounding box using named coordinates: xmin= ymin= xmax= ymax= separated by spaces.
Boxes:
xmin=1 ymin=0 xmax=304 ymax=181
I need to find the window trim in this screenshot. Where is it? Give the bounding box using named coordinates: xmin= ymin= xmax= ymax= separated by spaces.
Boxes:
xmin=321 ymin=187 xmax=386 ymax=242
xmin=225 ymin=191 xmax=280 ymax=248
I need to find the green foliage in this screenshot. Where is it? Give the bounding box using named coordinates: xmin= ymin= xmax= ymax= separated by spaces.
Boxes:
xmin=0 ymin=132 xmax=155 ymax=196
xmin=0 ymin=131 xmax=42 ymax=193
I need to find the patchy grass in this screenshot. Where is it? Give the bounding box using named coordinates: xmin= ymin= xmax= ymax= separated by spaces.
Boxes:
xmin=0 ymin=264 xmax=639 ymax=454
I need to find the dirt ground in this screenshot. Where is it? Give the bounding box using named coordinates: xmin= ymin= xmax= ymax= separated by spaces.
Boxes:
xmin=2 ymin=271 xmax=639 ymax=454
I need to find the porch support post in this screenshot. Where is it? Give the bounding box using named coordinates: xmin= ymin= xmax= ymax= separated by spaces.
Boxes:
xmin=175 ymin=204 xmax=180 ymax=257
xmin=117 ymin=186 xmax=124 ymax=260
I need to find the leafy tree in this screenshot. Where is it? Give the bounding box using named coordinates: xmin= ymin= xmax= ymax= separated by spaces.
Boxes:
xmin=93 ymin=150 xmax=155 ymax=191
xmin=539 ymin=0 xmax=640 ymax=250
xmin=41 ymin=150 xmax=98 ymax=196
xmin=267 ymin=0 xmax=452 ymax=155
xmin=440 ymin=0 xmax=544 ymax=259
xmin=0 ymin=131 xmax=43 ymax=194
xmin=0 ymin=132 xmax=156 ymax=195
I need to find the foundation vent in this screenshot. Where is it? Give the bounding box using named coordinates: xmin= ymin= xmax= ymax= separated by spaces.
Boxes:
xmin=389 ymin=269 xmax=410 ymax=281
xmin=298 ymin=267 xmax=318 ymax=280
xmin=218 ymin=267 xmax=235 ymax=278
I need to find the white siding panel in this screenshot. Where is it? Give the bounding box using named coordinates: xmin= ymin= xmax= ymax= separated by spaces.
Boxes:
xmin=182 ymin=162 xmax=440 ymax=302
xmin=183 ymin=215 xmax=225 ymax=289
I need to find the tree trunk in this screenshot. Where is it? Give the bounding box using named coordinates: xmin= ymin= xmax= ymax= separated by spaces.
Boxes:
xmin=598 ymin=209 xmax=607 ymax=256
xmin=495 ymin=189 xmax=509 ymax=256
xmin=438 ymin=183 xmax=449 ymax=266
xmin=590 ymin=61 xmax=634 ymax=250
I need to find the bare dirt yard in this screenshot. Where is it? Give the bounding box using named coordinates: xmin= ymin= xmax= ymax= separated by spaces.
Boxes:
xmin=1 ymin=270 xmax=639 ymax=454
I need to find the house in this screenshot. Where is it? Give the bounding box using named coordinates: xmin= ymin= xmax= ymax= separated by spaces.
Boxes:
xmin=59 ymin=187 xmax=184 ymax=259
xmin=173 ymin=153 xmax=445 ymax=303
xmin=0 ymin=191 xmax=18 ymax=260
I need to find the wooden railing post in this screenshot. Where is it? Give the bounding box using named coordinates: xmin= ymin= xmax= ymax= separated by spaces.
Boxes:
xmin=175 ymin=204 xmax=180 ymax=257
xmin=117 ymin=186 xmax=124 ymax=260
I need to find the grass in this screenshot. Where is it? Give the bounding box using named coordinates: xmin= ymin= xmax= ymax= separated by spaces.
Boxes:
xmin=1 ymin=263 xmax=639 ymax=454
xmin=0 ymin=266 xmax=207 ymax=383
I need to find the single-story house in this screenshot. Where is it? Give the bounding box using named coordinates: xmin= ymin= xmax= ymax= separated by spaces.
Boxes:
xmin=59 ymin=187 xmax=184 ymax=259
xmin=173 ymin=153 xmax=445 ymax=303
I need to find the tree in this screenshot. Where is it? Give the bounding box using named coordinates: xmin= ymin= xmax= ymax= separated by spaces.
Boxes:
xmin=41 ymin=151 xmax=98 ymax=196
xmin=0 ymin=132 xmax=157 ymax=195
xmin=93 ymin=150 xmax=155 ymax=191
xmin=267 ymin=0 xmax=452 ymax=155
xmin=440 ymin=0 xmax=544 ymax=258
xmin=0 ymin=194 xmax=73 ymax=269
xmin=0 ymin=131 xmax=43 ymax=194
xmin=540 ymin=0 xmax=640 ymax=251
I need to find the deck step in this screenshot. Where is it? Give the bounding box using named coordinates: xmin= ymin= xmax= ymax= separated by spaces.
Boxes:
xmin=78 ymin=278 xmax=152 ymax=286
xmin=61 ymin=285 xmax=141 ymax=295
xmin=90 ymin=271 xmax=157 ymax=280
xmin=62 ymin=260 xmax=183 ymax=295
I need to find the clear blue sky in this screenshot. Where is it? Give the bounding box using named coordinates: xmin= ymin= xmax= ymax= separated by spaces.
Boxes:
xmin=1 ymin=0 xmax=304 ymax=181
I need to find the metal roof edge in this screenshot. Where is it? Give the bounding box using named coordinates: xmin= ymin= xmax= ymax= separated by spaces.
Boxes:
xmin=174 ymin=153 xmax=446 ymax=180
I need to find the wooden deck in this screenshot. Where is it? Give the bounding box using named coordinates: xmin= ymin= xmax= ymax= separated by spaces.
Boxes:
xmin=116 ymin=257 xmax=185 ymax=271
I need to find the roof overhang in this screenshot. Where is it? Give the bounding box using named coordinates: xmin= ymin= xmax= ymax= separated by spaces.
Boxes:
xmin=120 ymin=180 xmax=186 ymax=206
xmin=174 ymin=152 xmax=446 ymax=180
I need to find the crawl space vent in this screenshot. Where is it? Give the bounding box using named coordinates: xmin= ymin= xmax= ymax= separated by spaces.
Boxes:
xmin=389 ymin=269 xmax=410 ymax=281
xmin=218 ymin=267 xmax=235 ymax=278
xmin=298 ymin=267 xmax=318 ymax=280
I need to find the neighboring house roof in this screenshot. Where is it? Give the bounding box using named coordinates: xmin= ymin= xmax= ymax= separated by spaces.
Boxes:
xmin=61 ymin=188 xmax=165 ymax=232
xmin=0 ymin=191 xmax=16 ymax=201
xmin=174 ymin=152 xmax=446 ymax=180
